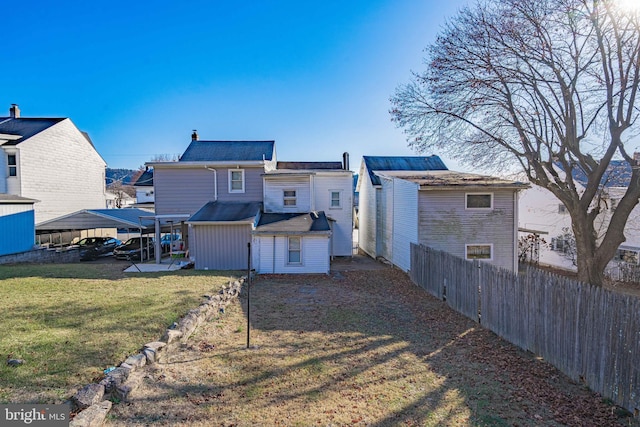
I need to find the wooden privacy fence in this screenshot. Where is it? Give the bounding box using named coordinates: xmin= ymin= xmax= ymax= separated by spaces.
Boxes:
xmin=410 ymin=244 xmax=640 ymax=415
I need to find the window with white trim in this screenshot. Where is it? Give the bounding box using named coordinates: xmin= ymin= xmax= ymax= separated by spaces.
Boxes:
xmin=465 ymin=244 xmax=493 ymax=260
xmin=330 ymin=190 xmax=341 ymax=208
xmin=283 ymin=190 xmax=297 ymax=207
xmin=466 ymin=193 xmax=492 ymax=209
xmin=7 ymin=154 xmax=17 ymax=177
xmin=288 ymin=236 xmax=301 ymax=264
xmin=229 ymin=169 xmax=245 ymax=193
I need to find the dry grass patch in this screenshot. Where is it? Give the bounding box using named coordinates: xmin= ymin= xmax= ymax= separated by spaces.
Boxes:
xmin=0 ymin=263 xmax=235 ymax=404
xmin=107 ymin=270 xmax=631 ymax=426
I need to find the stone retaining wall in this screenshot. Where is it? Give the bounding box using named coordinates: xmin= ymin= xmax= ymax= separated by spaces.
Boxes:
xmin=68 ymin=277 xmax=246 ymax=427
xmin=0 ymin=247 xmax=80 ymax=265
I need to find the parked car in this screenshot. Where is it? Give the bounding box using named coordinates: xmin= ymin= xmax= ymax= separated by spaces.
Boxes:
xmin=160 ymin=233 xmax=182 ymax=253
xmin=72 ymin=237 xmax=121 ymax=261
xmin=113 ymin=237 xmax=155 ymax=261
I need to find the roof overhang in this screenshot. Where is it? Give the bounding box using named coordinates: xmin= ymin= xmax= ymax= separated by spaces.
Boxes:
xmin=35 ymin=208 xmax=179 ymax=234
xmin=147 ymin=161 xmax=265 ymax=168
xmin=187 ymin=220 xmax=255 ymax=226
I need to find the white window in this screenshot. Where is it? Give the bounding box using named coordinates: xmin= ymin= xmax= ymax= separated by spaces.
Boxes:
xmin=466 ymin=193 xmax=492 ymax=209
xmin=288 ymin=236 xmax=301 ymax=264
xmin=7 ymin=154 xmax=17 ymax=177
xmin=283 ymin=190 xmax=297 ymax=207
xmin=466 ymin=244 xmax=493 ymax=260
xmin=229 ymin=169 xmax=245 ymax=193
xmin=330 ymin=190 xmax=341 ymax=208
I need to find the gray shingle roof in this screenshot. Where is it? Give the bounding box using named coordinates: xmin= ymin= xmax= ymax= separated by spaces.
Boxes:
xmin=179 ymin=140 xmax=275 ymax=162
xmin=276 ymin=161 xmax=343 ymax=170
xmin=362 ymin=156 xmax=448 ymax=186
xmin=376 ymin=170 xmax=529 ymax=189
xmin=134 ymin=169 xmax=154 ymax=187
xmin=188 ymin=201 xmax=262 ymax=222
xmin=0 ymin=117 xmax=65 ymax=145
xmin=254 ymin=211 xmax=331 ymax=233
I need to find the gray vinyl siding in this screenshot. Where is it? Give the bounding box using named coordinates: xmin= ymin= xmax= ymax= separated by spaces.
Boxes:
xmin=154 ymin=166 xmax=264 ymax=215
xmin=263 ymin=176 xmax=311 ymax=213
xmin=418 ymin=189 xmax=516 ymax=271
xmin=391 ymin=178 xmax=419 ymax=271
xmin=191 ymin=224 xmax=251 ymax=270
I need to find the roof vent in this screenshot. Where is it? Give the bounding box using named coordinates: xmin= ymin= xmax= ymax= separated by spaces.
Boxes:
xmin=9 ymin=104 xmax=20 ymax=118
xmin=191 ymin=130 xmax=199 ymax=141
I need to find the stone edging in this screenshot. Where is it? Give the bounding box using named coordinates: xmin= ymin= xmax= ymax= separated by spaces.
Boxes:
xmin=68 ymin=277 xmax=246 ymax=427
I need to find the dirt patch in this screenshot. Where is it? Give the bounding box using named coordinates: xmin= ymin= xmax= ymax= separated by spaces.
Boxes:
xmin=106 ymin=269 xmax=635 ymax=426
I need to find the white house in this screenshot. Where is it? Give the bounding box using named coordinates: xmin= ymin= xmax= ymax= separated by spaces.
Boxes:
xmin=357 ymin=156 xmax=528 ymax=272
xmin=253 ymin=160 xmax=353 ymax=274
xmin=0 ymin=104 xmax=107 ymax=224
xmin=519 ymin=158 xmax=640 ymax=272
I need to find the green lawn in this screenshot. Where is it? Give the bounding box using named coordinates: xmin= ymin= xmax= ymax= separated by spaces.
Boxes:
xmin=0 ymin=263 xmax=236 ymax=404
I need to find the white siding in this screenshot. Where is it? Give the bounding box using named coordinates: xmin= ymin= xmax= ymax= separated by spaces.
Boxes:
xmin=255 ymin=234 xmax=330 ymax=274
xmin=358 ymin=169 xmax=377 ymax=258
xmin=391 ymin=178 xmax=419 ymax=272
xmin=17 ymin=119 xmax=107 ymax=223
xmin=418 ymin=189 xmax=517 ymax=271
xmin=378 ymin=177 xmax=394 ymax=260
xmin=312 ymin=172 xmax=353 ymax=257
xmin=263 ymin=176 xmax=311 ymax=213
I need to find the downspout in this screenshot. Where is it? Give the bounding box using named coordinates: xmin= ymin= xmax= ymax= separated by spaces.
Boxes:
xmin=272 ymin=235 xmax=276 ymax=273
xmin=206 ymin=167 xmax=218 ymax=201
xmin=513 ymin=190 xmax=519 ymax=272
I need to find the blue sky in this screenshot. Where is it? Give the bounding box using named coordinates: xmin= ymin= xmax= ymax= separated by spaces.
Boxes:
xmin=3 ymin=0 xmax=470 ymax=171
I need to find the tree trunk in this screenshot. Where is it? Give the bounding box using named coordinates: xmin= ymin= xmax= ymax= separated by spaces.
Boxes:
xmin=573 ymin=217 xmax=607 ymax=286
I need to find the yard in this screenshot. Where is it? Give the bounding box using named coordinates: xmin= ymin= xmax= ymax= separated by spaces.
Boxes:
xmin=0 ymin=263 xmax=235 ymax=404
xmin=105 ymin=266 xmax=634 ymax=426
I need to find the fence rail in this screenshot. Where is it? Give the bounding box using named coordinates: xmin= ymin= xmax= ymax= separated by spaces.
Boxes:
xmin=410 ymin=244 xmax=640 ymax=414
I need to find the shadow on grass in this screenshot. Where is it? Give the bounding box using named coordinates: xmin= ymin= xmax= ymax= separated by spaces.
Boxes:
xmin=105 ymin=270 xmax=630 ymax=426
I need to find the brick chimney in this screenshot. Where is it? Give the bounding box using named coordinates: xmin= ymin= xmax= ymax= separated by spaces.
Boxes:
xmin=9 ymin=104 xmax=20 ymax=118
xmin=191 ymin=130 xmax=199 ymax=141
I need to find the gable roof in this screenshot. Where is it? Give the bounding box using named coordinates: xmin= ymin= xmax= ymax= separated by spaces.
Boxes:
xmin=377 ymin=170 xmax=529 ymax=190
xmin=133 ymin=169 xmax=154 ymax=187
xmin=179 ymin=140 xmax=275 ymax=162
xmin=188 ymin=201 xmax=262 ymax=223
xmin=254 ymin=211 xmax=331 ymax=234
xmin=362 ymin=155 xmax=448 ymax=186
xmin=0 ymin=117 xmax=65 ymax=145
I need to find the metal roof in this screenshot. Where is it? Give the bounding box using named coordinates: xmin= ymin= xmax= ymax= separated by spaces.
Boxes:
xmin=377 ymin=170 xmax=529 ymax=189
xmin=35 ymin=208 xmax=160 ymax=233
xmin=188 ymin=201 xmax=262 ymax=223
xmin=179 ymin=140 xmax=275 ymax=162
xmin=362 ymin=155 xmax=448 ymax=186
xmin=0 ymin=117 xmax=66 ymax=145
xmin=557 ymin=160 xmax=633 ymax=188
xmin=254 ymin=211 xmax=331 ymax=234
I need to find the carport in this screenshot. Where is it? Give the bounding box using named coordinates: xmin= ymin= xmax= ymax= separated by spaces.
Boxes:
xmin=36 ymin=209 xmax=190 ymax=264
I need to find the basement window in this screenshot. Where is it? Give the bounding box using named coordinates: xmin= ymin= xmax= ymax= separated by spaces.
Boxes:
xmin=466 ymin=193 xmax=492 ymax=209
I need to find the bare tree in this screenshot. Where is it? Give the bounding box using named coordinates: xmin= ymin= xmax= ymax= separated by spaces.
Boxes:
xmin=391 ymin=0 xmax=640 ymax=285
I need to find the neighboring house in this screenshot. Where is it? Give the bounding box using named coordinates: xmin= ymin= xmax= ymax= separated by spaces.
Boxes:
xmin=0 ymin=194 xmax=37 ymax=256
xmin=357 ymin=156 xmax=448 ymax=264
xmin=151 ymin=133 xmax=353 ymax=272
xmin=357 ymin=156 xmax=527 ymax=272
xmin=519 ymin=157 xmax=640 ymax=271
xmin=132 ymin=167 xmax=155 ymax=210
xmin=254 ymin=160 xmax=353 ymax=274
xmin=106 ymin=189 xmax=135 ymax=209
xmin=0 ymin=104 xmax=107 ymax=224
